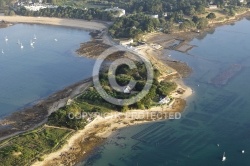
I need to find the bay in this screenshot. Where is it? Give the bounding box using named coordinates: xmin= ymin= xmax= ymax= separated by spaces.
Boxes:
xmin=0 ymin=24 xmax=94 ymax=118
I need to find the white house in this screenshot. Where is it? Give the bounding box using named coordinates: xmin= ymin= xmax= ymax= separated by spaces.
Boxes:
xmin=105 ymin=7 xmax=126 ymax=17
xmin=119 ymin=39 xmax=133 ymax=46
xmin=209 ymin=5 xmax=218 ymax=9
xmin=66 ymin=99 xmax=73 ymax=105
xmin=239 ymin=0 xmax=246 ymax=4
xmin=158 ymin=96 xmax=171 ymax=105
xmin=124 ymin=86 xmax=131 ymax=94
xmin=24 ymin=4 xmax=58 ymax=11
xmin=151 ymin=14 xmax=159 ymax=19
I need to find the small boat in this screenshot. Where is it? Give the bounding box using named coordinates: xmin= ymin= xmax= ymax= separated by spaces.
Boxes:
xmin=242 ymin=150 xmax=245 ymax=154
xmin=1 ymin=49 xmax=4 ymax=54
xmin=34 ymin=34 xmax=37 ymax=40
xmin=17 ymin=39 xmax=20 ymax=45
xmin=30 ymin=40 xmax=33 ymax=46
xmin=217 ymin=144 xmax=220 ymax=147
xmin=54 ymin=38 xmax=58 ymax=42
xmin=5 ymin=36 xmax=8 ymax=41
xmin=20 ymin=43 xmax=24 ymax=49
xmin=222 ymin=152 xmax=226 ymax=161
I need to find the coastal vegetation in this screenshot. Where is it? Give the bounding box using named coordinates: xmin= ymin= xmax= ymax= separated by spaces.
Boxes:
xmin=18 ymin=6 xmax=115 ymax=21
xmin=0 ymin=127 xmax=73 ymax=165
xmin=48 ymin=61 xmax=176 ymax=129
xmin=80 ymin=62 xmax=176 ymax=111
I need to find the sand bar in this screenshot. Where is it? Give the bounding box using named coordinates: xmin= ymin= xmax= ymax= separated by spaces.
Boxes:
xmin=0 ymin=16 xmax=107 ymax=30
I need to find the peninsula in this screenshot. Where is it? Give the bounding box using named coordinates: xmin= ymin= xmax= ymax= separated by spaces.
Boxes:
xmin=0 ymin=0 xmax=250 ymax=165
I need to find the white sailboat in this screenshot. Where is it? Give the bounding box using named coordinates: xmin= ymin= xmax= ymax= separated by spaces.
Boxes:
xmin=1 ymin=49 xmax=4 ymax=54
xmin=5 ymin=36 xmax=8 ymax=42
xmin=33 ymin=34 xmax=37 ymax=40
xmin=242 ymin=150 xmax=245 ymax=154
xmin=17 ymin=39 xmax=21 ymax=45
xmin=222 ymin=152 xmax=226 ymax=161
xmin=20 ymin=43 xmax=24 ymax=49
xmin=30 ymin=40 xmax=34 ymax=46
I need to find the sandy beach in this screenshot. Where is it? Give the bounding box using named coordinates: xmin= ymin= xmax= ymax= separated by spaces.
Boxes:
xmin=0 ymin=16 xmax=107 ymax=30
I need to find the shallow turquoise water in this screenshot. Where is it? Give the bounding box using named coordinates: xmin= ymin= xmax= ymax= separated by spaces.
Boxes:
xmin=81 ymin=18 xmax=250 ymax=166
xmin=0 ymin=24 xmax=94 ymax=117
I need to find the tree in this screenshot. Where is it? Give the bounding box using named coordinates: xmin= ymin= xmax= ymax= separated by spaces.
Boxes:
xmin=9 ymin=10 xmax=15 ymax=16
xmin=179 ymin=20 xmax=195 ymax=31
xmin=121 ymin=105 xmax=129 ymax=112
xmin=192 ymin=16 xmax=199 ymax=24
xmin=196 ymin=4 xmax=206 ymax=14
xmin=184 ymin=6 xmax=196 ymax=16
xmin=0 ymin=0 xmax=6 ymax=7
xmin=206 ymin=13 xmax=216 ymax=20
xmin=214 ymin=0 xmax=225 ymax=7
xmin=162 ymin=21 xmax=174 ymax=34
xmin=229 ymin=8 xmax=236 ymax=16
xmin=197 ymin=18 xmax=208 ymax=30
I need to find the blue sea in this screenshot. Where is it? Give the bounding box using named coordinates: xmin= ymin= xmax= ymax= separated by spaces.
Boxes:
xmin=80 ymin=18 xmax=250 ymax=166
xmin=0 ymin=24 xmax=94 ymax=118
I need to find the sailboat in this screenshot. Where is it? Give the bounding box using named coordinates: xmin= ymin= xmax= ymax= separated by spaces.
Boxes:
xmin=30 ymin=40 xmax=34 ymax=46
xmin=33 ymin=34 xmax=37 ymax=40
xmin=222 ymin=152 xmax=226 ymax=161
xmin=5 ymin=36 xmax=8 ymax=42
xmin=17 ymin=39 xmax=20 ymax=45
xmin=1 ymin=49 xmax=4 ymax=54
xmin=20 ymin=43 xmax=24 ymax=49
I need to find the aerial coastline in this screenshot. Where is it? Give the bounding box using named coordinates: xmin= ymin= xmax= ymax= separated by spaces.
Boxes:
xmin=1 ymin=8 xmax=250 ymax=165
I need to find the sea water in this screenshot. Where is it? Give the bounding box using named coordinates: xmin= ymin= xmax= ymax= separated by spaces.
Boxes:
xmin=81 ymin=18 xmax=250 ymax=166
xmin=0 ymin=24 xmax=94 ymax=118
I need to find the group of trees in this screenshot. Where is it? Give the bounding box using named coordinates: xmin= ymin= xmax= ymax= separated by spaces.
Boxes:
xmin=89 ymin=0 xmax=210 ymax=15
xmin=81 ymin=62 xmax=176 ymax=111
xmin=109 ymin=11 xmax=216 ymax=38
xmin=109 ymin=14 xmax=160 ymax=38
xmin=48 ymin=103 xmax=87 ymax=130
xmin=18 ymin=6 xmax=115 ymax=21
xmin=47 ymin=61 xmax=177 ymax=128
xmin=9 ymin=0 xmax=249 ymax=38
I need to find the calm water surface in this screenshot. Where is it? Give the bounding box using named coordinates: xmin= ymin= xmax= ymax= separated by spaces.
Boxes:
xmin=80 ymin=18 xmax=250 ymax=166
xmin=0 ymin=24 xmax=94 ymax=118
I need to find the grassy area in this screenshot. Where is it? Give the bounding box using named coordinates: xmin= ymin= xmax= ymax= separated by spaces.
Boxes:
xmin=0 ymin=127 xmax=73 ymax=166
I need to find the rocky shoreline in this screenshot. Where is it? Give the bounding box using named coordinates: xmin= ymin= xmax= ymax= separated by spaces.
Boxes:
xmin=0 ymin=78 xmax=92 ymax=142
